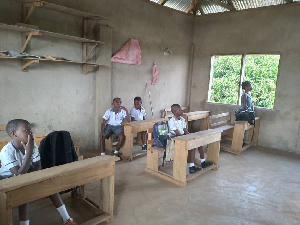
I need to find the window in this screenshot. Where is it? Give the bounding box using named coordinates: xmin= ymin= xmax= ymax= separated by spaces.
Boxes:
xmin=208 ymin=54 xmax=280 ymax=109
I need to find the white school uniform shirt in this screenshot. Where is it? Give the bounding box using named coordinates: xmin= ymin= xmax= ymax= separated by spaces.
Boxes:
xmin=103 ymin=108 xmax=127 ymax=126
xmin=0 ymin=141 xmax=40 ymax=177
xmin=130 ymin=106 xmax=146 ymax=121
xmin=168 ymin=116 xmax=186 ymax=136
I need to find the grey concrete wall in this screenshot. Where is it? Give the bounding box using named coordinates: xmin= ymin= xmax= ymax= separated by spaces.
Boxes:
xmin=0 ymin=0 xmax=193 ymax=150
xmin=190 ymin=4 xmax=300 ymax=153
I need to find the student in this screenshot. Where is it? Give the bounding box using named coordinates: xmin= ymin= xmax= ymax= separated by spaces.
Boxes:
xmin=130 ymin=96 xmax=147 ymax=151
xmin=168 ymin=104 xmax=213 ymax=174
xmin=241 ymin=81 xmax=254 ymax=111
xmin=100 ymin=97 xmax=130 ymax=156
xmin=0 ymin=119 xmax=77 ymax=225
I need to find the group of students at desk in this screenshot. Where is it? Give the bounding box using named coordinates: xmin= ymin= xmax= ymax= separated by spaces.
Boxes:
xmin=0 ymin=81 xmax=254 ymax=225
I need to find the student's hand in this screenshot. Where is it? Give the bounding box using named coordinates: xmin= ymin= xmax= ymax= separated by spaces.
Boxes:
xmin=21 ymin=134 xmax=34 ymax=157
xmin=120 ymin=106 xmax=128 ymax=111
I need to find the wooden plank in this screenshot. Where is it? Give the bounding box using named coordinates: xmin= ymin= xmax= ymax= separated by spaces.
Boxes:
xmin=158 ymin=0 xmax=168 ymax=5
xmin=123 ymin=126 xmax=133 ymax=161
xmin=0 ymin=156 xmax=116 ymax=195
xmin=206 ymin=141 xmax=220 ymax=165
xmin=0 ymin=192 xmax=12 ymax=225
xmin=210 ymin=112 xmax=230 ymax=119
xmin=184 ymin=111 xmax=210 ymax=121
xmin=80 ymin=213 xmax=112 ymax=225
xmin=0 ymin=125 xmax=6 ymax=131
xmin=145 ymin=168 xmax=184 ymax=187
xmin=185 ymin=0 xmax=196 ymax=13
xmin=173 ymin=140 xmax=188 ymax=185
xmin=186 ymin=164 xmax=218 ymax=182
xmin=123 ymin=118 xmax=168 ymax=133
xmin=230 ymin=123 xmax=246 ymax=153
xmin=211 ymin=124 xmax=234 ymax=131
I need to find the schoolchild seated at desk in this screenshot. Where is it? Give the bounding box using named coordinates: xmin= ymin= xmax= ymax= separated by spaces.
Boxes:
xmin=169 ymin=104 xmax=213 ymax=174
xmin=100 ymin=97 xmax=130 ymax=156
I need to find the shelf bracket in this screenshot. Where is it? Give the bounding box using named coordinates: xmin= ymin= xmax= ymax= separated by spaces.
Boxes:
xmin=21 ymin=59 xmax=39 ymax=71
xmin=83 ymin=65 xmax=98 ymax=75
xmin=22 ymin=2 xmax=42 ymax=23
xmin=84 ymin=44 xmax=97 ymax=62
xmin=21 ymin=31 xmax=41 ymax=53
xmin=85 ymin=18 xmax=99 ymax=36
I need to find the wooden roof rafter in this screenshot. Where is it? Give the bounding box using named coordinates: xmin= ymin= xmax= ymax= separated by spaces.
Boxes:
xmin=227 ymin=0 xmax=236 ymax=10
xmin=158 ymin=0 xmax=168 ymax=5
xmin=207 ymin=0 xmax=236 ymax=11
xmin=185 ymin=0 xmax=197 ymax=13
xmin=194 ymin=0 xmax=205 ymax=15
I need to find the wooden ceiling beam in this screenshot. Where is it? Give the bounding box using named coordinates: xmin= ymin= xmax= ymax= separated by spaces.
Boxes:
xmin=193 ymin=0 xmax=204 ymax=15
xmin=227 ymin=0 xmax=236 ymax=10
xmin=284 ymin=0 xmax=293 ymax=3
xmin=207 ymin=0 xmax=235 ymax=11
xmin=185 ymin=0 xmax=196 ymax=13
xmin=158 ymin=0 xmax=168 ymax=5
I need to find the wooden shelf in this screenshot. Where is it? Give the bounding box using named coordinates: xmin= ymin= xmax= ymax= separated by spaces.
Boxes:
xmin=0 ymin=56 xmax=104 ymax=74
xmin=0 ymin=23 xmax=107 ymax=44
xmin=21 ymin=0 xmax=109 ymax=20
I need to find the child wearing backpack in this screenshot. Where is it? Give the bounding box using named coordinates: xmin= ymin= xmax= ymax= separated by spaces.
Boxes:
xmin=168 ymin=104 xmax=213 ymax=174
xmin=100 ymin=97 xmax=130 ymax=156
xmin=130 ymin=96 xmax=147 ymax=151
xmin=0 ymin=119 xmax=77 ymax=225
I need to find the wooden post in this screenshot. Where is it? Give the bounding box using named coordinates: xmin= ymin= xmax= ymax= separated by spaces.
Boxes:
xmin=199 ymin=118 xmax=209 ymax=131
xmin=173 ymin=140 xmax=188 ymax=185
xmin=206 ymin=141 xmax=220 ymax=166
xmin=252 ymin=118 xmax=261 ymax=145
xmin=0 ymin=192 xmax=12 ymax=225
xmin=231 ymin=122 xmax=246 ymax=153
xmin=122 ymin=126 xmax=133 ymax=160
xmin=100 ymin=171 xmax=114 ymax=222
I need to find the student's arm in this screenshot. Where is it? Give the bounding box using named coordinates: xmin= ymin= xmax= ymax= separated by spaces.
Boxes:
xmin=131 ymin=117 xmax=136 ymax=122
xmin=120 ymin=106 xmax=130 ymax=122
xmin=9 ymin=135 xmax=34 ymax=176
xmin=183 ymin=128 xmax=189 ymax=135
xmin=242 ymin=94 xmax=247 ymax=109
xmin=100 ymin=119 xmax=107 ymax=138
xmin=173 ymin=129 xmax=182 ymax=136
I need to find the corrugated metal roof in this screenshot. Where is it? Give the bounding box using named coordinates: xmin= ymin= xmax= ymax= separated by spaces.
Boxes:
xmin=149 ymin=0 xmax=297 ymax=15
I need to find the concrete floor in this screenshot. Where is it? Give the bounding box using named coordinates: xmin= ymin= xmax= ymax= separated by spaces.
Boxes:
xmin=12 ymin=145 xmax=300 ymax=225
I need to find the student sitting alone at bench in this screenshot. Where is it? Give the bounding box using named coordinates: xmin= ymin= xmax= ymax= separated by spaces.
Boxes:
xmin=168 ymin=104 xmax=213 ymax=174
xmin=130 ymin=96 xmax=147 ymax=151
xmin=100 ymin=97 xmax=130 ymax=156
xmin=0 ymin=119 xmax=77 ymax=225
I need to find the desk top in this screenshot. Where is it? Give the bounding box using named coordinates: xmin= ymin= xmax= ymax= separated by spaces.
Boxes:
xmin=0 ymin=155 xmax=118 ymax=192
xmin=123 ymin=117 xmax=168 ymax=127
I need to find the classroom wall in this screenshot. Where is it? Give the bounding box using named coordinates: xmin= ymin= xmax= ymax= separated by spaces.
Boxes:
xmin=190 ymin=4 xmax=300 ymax=153
xmin=0 ymin=0 xmax=194 ymax=150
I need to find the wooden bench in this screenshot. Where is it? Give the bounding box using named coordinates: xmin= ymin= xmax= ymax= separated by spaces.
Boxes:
xmin=163 ymin=106 xmax=189 ymax=119
xmin=184 ymin=110 xmax=210 ymax=132
xmin=145 ymin=128 xmax=222 ymax=187
xmin=0 ymin=155 xmax=118 ymax=225
xmin=122 ymin=118 xmax=168 ymax=161
xmin=208 ymin=112 xmax=261 ymax=154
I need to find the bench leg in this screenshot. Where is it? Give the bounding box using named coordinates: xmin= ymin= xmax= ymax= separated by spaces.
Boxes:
xmin=0 ymin=192 xmax=12 ymax=225
xmin=146 ymin=149 xmax=160 ymax=171
xmin=206 ymin=141 xmax=220 ymax=166
xmin=123 ymin=126 xmax=133 ymax=161
xmin=252 ymin=118 xmax=261 ymax=145
xmin=231 ymin=123 xmax=246 ymax=153
xmin=173 ymin=140 xmax=188 ymax=185
xmin=100 ymin=173 xmax=115 ymax=222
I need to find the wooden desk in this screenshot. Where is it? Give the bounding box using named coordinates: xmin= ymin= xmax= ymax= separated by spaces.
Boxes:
xmin=0 ymin=155 xmax=118 ymax=225
xmin=184 ymin=111 xmax=210 ymax=131
xmin=122 ymin=118 xmax=168 ymax=161
xmin=146 ymin=129 xmax=222 ymax=187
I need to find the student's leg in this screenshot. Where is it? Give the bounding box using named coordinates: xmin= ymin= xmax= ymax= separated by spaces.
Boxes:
xmin=141 ymin=131 xmax=147 ymax=150
xmin=198 ymin=146 xmax=205 ymax=159
xmin=188 ymin=149 xmax=202 ymax=174
xmin=197 ymin=146 xmax=213 ymax=168
xmin=112 ymin=125 xmax=124 ymax=155
xmin=19 ymin=203 xmax=30 ymax=225
xmin=116 ymin=132 xmax=125 ymax=151
xmin=49 ymin=193 xmax=77 ymax=224
xmin=101 ymin=125 xmax=113 ymax=155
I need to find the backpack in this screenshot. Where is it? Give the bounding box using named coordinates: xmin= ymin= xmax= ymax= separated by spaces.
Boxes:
xmin=235 ymin=109 xmax=255 ymax=125
xmin=39 ymin=131 xmax=78 ymax=169
xmin=153 ymin=121 xmax=169 ymax=148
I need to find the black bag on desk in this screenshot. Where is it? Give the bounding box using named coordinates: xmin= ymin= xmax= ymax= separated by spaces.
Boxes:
xmin=235 ymin=109 xmax=255 ymax=125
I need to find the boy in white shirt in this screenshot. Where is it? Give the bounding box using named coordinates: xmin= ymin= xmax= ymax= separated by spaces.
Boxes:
xmin=130 ymin=96 xmax=147 ymax=150
xmin=100 ymin=97 xmax=130 ymax=156
xmin=168 ymin=104 xmax=213 ymax=174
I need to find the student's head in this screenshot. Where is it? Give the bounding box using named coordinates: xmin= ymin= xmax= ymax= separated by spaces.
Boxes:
xmin=171 ymin=104 xmax=183 ymax=117
xmin=242 ymin=81 xmax=252 ymax=91
xmin=6 ymin=119 xmax=32 ymax=143
xmin=134 ymin=96 xmax=142 ymax=110
xmin=112 ymin=97 xmax=122 ymax=108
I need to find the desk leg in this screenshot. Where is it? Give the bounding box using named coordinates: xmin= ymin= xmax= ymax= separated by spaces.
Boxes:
xmin=123 ymin=126 xmax=133 ymax=161
xmin=173 ymin=140 xmax=188 ymax=186
xmin=0 ymin=192 xmax=13 ymax=225
xmin=206 ymin=141 xmax=220 ymax=166
xmin=200 ymin=118 xmax=209 ymax=131
xmin=100 ymin=172 xmax=115 ymax=222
